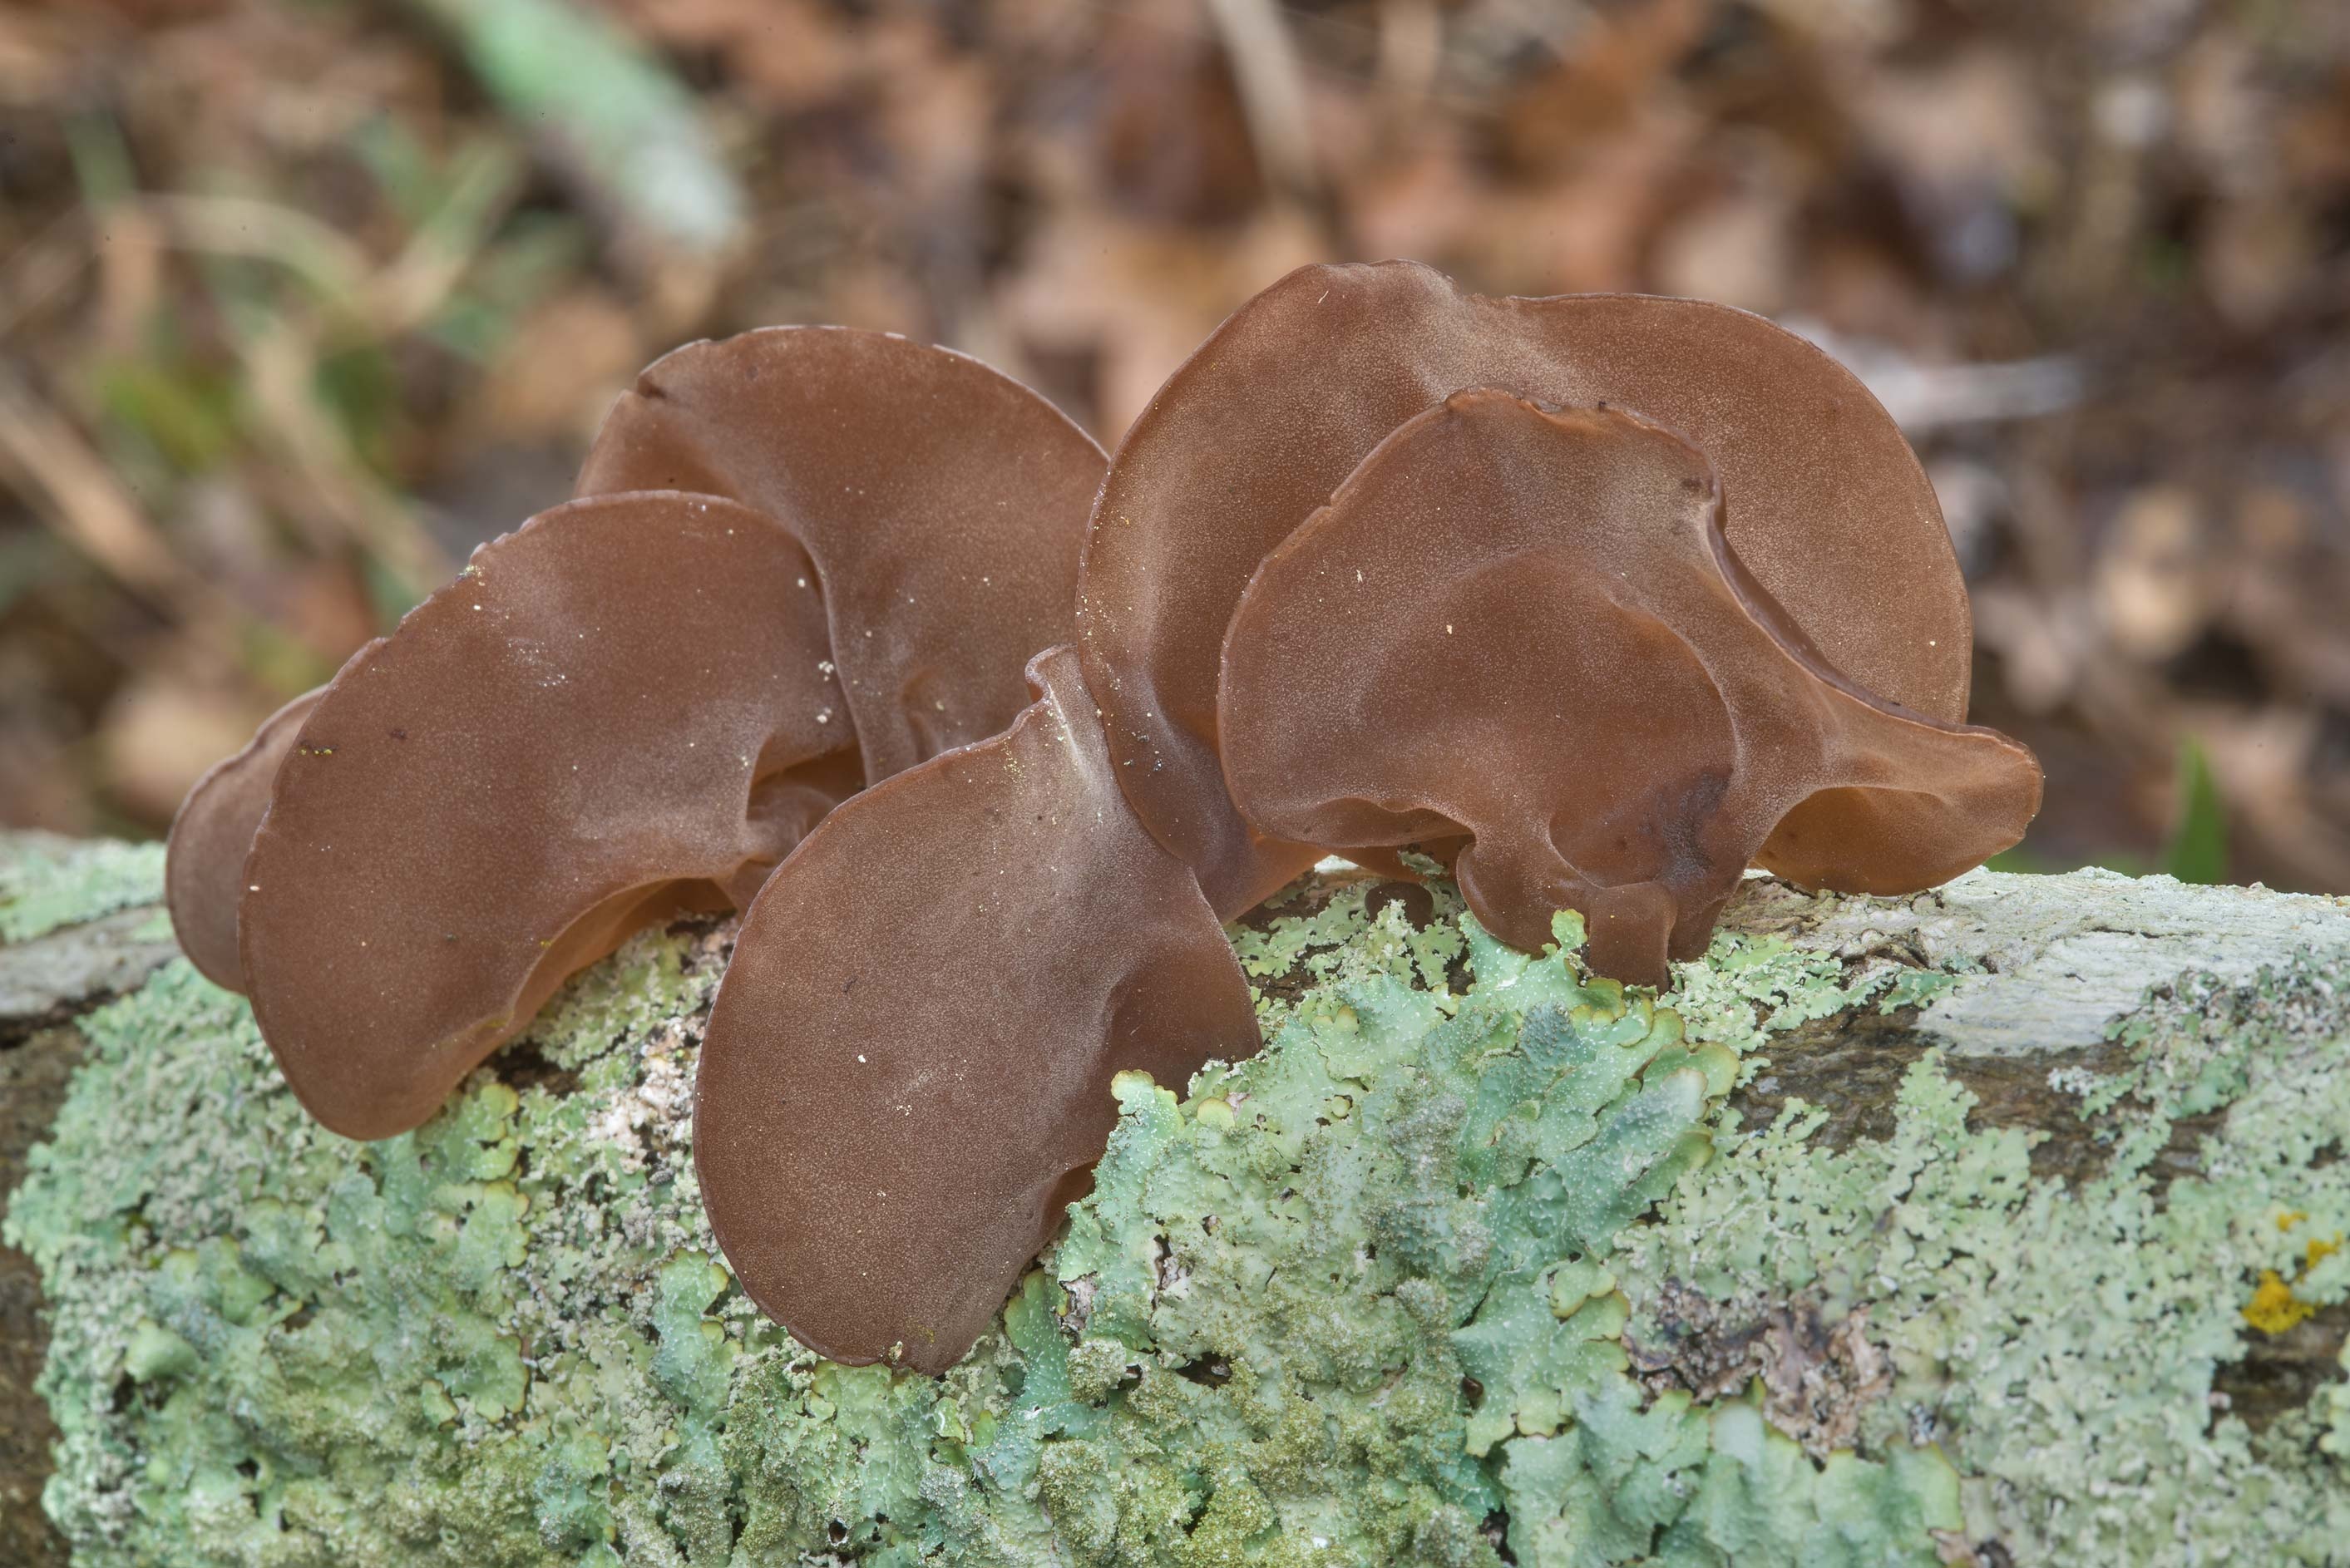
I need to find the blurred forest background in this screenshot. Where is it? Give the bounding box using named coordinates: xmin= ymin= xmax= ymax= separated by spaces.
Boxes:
xmin=1 ymin=0 xmax=2346 ymax=890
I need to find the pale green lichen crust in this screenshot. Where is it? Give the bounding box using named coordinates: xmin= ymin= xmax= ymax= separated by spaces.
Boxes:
xmin=6 ymin=860 xmax=2349 ymax=1566
xmin=0 ymin=833 xmax=169 ymax=944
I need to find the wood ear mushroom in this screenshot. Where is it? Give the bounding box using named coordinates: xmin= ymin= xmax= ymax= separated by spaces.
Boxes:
xmin=695 ymin=647 xmax=1259 ymax=1373
xmin=1217 ymin=392 xmax=2041 ymax=987
xmin=167 ymin=278 xmax=2039 ymax=1372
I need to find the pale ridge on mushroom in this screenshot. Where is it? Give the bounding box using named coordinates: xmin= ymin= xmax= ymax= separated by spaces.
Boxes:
xmin=696 ymin=645 xmax=1260 ymax=1373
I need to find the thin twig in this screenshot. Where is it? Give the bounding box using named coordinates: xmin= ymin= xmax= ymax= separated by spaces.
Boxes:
xmin=0 ymin=363 xmax=181 ymax=601
xmin=1202 ymin=0 xmax=1323 ymax=199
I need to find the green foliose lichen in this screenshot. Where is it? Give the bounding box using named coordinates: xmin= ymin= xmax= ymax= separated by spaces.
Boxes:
xmin=6 ymin=865 xmax=2348 ymax=1566
xmin=1666 ymin=925 xmax=1967 ymax=1065
xmin=0 ymin=834 xmax=169 ymax=942
xmin=1617 ymin=952 xmax=2350 ymax=1565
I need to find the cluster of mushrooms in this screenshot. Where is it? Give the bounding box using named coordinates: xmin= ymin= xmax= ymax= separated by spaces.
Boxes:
xmin=167 ymin=260 xmax=2041 ymax=1373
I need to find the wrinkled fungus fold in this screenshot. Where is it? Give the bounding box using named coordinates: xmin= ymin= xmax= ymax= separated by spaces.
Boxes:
xmin=239 ymin=491 xmax=857 ymax=1140
xmin=576 ymin=326 xmax=1108 ymax=782
xmin=1079 ymin=259 xmax=1976 ymax=916
xmin=1218 ymin=391 xmax=2042 ymax=987
xmin=164 ymin=686 xmax=323 ymax=992
xmin=695 ymin=645 xmax=1260 ymax=1373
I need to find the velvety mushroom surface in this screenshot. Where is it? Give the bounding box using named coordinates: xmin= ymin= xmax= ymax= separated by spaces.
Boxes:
xmin=696 ymin=645 xmax=1260 ymax=1373
xmin=576 ymin=327 xmax=1107 ymax=783
xmin=1079 ymin=259 xmax=1973 ymax=917
xmin=1219 ymin=391 xmax=2041 ymax=986
xmin=240 ymin=491 xmax=858 ymax=1140
xmin=163 ymin=686 xmax=323 ymax=991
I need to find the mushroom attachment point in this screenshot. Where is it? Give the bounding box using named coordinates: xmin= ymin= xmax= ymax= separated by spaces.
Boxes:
xmin=1218 ymin=392 xmax=2042 ymax=988
xmin=696 ymin=645 xmax=1260 ymax=1373
xmin=164 ymin=686 xmax=323 ymax=992
xmin=577 ymin=326 xmax=1108 ymax=782
xmin=1079 ymin=259 xmax=1977 ymax=918
xmin=239 ymin=491 xmax=859 ymax=1141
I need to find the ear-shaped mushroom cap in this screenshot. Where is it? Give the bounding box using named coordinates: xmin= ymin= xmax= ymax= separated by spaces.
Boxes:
xmin=576 ymin=326 xmax=1108 ymax=784
xmin=240 ymin=492 xmax=858 ymax=1141
xmin=164 ymin=687 xmax=323 ymax=991
xmin=696 ymin=645 xmax=1260 ymax=1373
xmin=1081 ymin=260 xmax=1972 ymax=915
xmin=1218 ymin=392 xmax=2041 ymax=988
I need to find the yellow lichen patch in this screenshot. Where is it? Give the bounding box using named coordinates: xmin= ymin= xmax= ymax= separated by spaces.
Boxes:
xmin=2243 ymin=1230 xmax=2343 ymax=1335
xmin=2245 ymin=1270 xmax=2316 ymax=1335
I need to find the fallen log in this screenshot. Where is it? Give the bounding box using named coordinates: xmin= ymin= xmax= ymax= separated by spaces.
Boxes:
xmin=2 ymin=831 xmax=2346 ymax=1566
